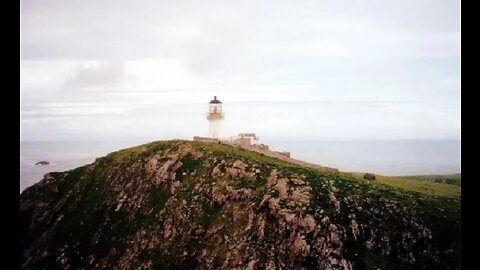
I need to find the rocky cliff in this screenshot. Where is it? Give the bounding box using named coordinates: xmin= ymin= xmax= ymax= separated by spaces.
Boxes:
xmin=20 ymin=140 xmax=460 ymax=269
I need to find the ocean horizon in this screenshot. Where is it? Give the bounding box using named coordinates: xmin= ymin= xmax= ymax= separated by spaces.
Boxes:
xmin=20 ymin=139 xmax=460 ymax=193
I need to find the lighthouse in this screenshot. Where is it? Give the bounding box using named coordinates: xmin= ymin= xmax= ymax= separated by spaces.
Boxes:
xmin=207 ymin=96 xmax=224 ymax=138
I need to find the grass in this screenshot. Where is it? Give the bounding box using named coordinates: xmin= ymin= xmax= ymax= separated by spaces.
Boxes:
xmin=192 ymin=140 xmax=461 ymax=198
xmin=347 ymin=172 xmax=461 ymax=198
xmin=404 ymin=174 xmax=461 ymax=186
xmin=22 ymin=140 xmax=461 ymax=269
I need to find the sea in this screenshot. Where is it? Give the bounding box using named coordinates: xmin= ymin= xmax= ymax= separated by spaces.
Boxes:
xmin=20 ymin=140 xmax=461 ymax=193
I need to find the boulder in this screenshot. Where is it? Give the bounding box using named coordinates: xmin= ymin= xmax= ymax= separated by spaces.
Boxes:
xmin=35 ymin=161 xmax=50 ymax=165
xmin=363 ymin=173 xmax=376 ymax=180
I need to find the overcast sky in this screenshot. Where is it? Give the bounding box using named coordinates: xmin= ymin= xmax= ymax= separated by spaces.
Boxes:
xmin=20 ymin=0 xmax=460 ymax=142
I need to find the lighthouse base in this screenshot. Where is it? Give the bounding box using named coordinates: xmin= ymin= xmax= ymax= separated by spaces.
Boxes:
xmin=208 ymin=120 xmax=222 ymax=139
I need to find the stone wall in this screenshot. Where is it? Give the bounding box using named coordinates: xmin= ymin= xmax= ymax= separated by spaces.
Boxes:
xmin=193 ymin=136 xmax=221 ymax=144
xmin=193 ymin=136 xmax=337 ymax=173
xmin=232 ymin=137 xmax=252 ymax=147
xmin=276 ymin=151 xmax=291 ymax=158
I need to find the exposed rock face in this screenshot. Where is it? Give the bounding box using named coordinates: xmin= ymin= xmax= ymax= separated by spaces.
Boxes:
xmin=35 ymin=161 xmax=50 ymax=165
xmin=363 ymin=173 xmax=376 ymax=180
xmin=20 ymin=140 xmax=460 ymax=270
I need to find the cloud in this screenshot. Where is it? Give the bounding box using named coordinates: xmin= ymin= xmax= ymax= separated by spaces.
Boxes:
xmin=64 ymin=61 xmax=126 ymax=89
xmin=20 ymin=0 xmax=460 ymax=141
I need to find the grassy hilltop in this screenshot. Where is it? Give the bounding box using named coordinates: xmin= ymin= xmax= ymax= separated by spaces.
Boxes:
xmin=348 ymin=173 xmax=461 ymax=198
xmin=20 ymin=140 xmax=460 ymax=270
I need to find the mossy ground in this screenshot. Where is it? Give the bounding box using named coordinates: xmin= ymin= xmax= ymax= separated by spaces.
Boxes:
xmin=348 ymin=172 xmax=461 ymax=198
xmin=20 ymin=140 xmax=461 ymax=270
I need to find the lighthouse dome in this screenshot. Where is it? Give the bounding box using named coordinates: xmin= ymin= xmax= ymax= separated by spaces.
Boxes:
xmin=209 ymin=96 xmax=222 ymax=104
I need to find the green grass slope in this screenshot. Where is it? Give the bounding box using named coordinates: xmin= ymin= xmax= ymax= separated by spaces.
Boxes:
xmin=20 ymin=140 xmax=460 ymax=270
xmin=348 ymin=173 xmax=461 ymax=198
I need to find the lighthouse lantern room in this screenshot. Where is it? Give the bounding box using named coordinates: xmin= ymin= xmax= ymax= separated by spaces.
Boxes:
xmin=206 ymin=96 xmax=224 ymax=138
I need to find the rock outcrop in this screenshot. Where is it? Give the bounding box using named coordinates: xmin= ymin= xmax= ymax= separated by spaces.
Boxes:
xmin=20 ymin=140 xmax=460 ymax=270
xmin=363 ymin=173 xmax=376 ymax=181
xmin=35 ymin=161 xmax=50 ymax=165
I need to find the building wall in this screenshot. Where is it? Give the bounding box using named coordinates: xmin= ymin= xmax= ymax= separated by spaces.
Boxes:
xmin=232 ymin=137 xmax=252 ymax=147
xmin=192 ymin=136 xmax=337 ymax=173
xmin=193 ymin=136 xmax=220 ymax=143
xmin=276 ymin=151 xmax=291 ymax=158
xmin=253 ymin=144 xmax=269 ymax=150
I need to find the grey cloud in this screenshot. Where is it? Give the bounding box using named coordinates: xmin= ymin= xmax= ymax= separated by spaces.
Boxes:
xmin=64 ymin=62 xmax=125 ymax=89
xmin=20 ymin=0 xmax=460 ymax=141
xmin=21 ymin=0 xmax=459 ymax=60
xmin=21 ymin=0 xmax=189 ymax=60
xmin=184 ymin=17 xmax=255 ymax=75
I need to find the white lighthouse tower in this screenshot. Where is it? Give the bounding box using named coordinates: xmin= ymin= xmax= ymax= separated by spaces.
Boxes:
xmin=207 ymin=96 xmax=224 ymax=138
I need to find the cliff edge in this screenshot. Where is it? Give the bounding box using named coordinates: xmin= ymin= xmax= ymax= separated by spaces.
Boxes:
xmin=20 ymin=140 xmax=460 ymax=269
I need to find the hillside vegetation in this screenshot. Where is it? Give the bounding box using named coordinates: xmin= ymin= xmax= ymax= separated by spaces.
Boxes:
xmin=20 ymin=140 xmax=460 ymax=270
xmin=405 ymin=174 xmax=461 ymax=186
xmin=348 ymin=173 xmax=461 ymax=198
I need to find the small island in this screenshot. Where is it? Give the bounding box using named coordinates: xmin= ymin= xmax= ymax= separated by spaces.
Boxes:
xmin=35 ymin=161 xmax=50 ymax=165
